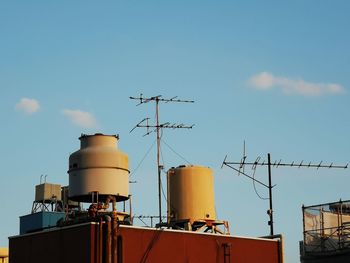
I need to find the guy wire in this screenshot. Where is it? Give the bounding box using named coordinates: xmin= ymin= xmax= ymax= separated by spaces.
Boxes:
xmin=130 ymin=139 xmax=156 ymax=178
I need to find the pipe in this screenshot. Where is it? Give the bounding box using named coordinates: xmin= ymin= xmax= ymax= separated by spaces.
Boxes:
xmin=95 ymin=223 xmax=99 ymax=263
xmin=112 ymin=218 xmax=118 ymax=263
xmin=104 ymin=215 xmax=112 ymax=263
xmin=117 ymin=235 xmax=123 ymax=263
xmin=104 ymin=195 xmax=117 ymax=212
xmin=99 ymin=218 xmax=103 ymax=263
xmin=129 ymin=195 xmax=133 ymax=225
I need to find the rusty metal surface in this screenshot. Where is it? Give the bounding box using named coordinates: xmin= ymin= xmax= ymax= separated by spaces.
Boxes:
xmin=117 ymin=225 xmax=281 ymax=263
xmin=10 ymin=222 xmax=282 ymax=263
xmin=9 ymin=223 xmax=95 ymax=263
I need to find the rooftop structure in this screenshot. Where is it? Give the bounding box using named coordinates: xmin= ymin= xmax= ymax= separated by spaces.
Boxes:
xmin=9 ymin=133 xmax=285 ymax=262
xmin=10 ymin=222 xmax=283 ymax=263
xmin=300 ymin=199 xmax=350 ymax=263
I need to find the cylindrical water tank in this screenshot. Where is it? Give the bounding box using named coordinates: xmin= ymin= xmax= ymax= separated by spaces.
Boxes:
xmin=167 ymin=165 xmax=217 ymax=222
xmin=68 ymin=133 xmax=129 ymax=202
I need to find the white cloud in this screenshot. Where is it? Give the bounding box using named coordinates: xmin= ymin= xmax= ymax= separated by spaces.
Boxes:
xmin=15 ymin=98 xmax=40 ymax=114
xmin=62 ymin=109 xmax=97 ymax=128
xmin=248 ymin=72 xmax=345 ymax=96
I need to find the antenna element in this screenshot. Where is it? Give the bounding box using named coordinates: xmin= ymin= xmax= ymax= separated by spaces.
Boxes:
xmin=130 ymin=94 xmax=194 ymax=225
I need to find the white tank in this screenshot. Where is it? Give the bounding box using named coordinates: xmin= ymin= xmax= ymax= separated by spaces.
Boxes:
xmin=68 ymin=133 xmax=129 ymax=202
xmin=167 ymin=165 xmax=217 ymax=223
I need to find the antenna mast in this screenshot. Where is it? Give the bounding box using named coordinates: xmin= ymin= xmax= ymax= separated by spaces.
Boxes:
xmin=130 ymin=94 xmax=194 ymax=225
xmin=222 ymin=152 xmax=348 ymax=236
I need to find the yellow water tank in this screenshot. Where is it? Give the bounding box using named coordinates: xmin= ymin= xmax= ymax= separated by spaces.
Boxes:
xmin=167 ymin=165 xmax=217 ymax=223
xmin=0 ymin=247 xmax=8 ymax=263
xmin=68 ymin=134 xmax=129 ymax=202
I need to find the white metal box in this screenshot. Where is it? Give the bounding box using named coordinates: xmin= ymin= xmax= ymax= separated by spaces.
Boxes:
xmin=35 ymin=183 xmax=62 ymax=202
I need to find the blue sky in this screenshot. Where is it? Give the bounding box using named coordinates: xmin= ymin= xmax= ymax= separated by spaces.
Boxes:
xmin=1 ymin=1 xmax=349 ymax=262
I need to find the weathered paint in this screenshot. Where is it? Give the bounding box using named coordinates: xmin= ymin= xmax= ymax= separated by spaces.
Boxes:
xmin=9 ymin=222 xmax=283 ymax=263
xmin=118 ymin=225 xmax=282 ymax=263
xmin=9 ymin=223 xmax=96 ymax=263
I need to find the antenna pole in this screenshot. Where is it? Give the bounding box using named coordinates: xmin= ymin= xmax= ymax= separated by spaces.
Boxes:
xmin=267 ymin=153 xmax=274 ymax=236
xmin=156 ymin=97 xmax=162 ymax=224
xmin=222 ymin=150 xmax=347 ymax=236
xmin=130 ymin=94 xmax=194 ymax=226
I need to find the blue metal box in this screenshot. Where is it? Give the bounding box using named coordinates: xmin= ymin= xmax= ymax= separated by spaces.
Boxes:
xmin=19 ymin=211 xmax=65 ymax=234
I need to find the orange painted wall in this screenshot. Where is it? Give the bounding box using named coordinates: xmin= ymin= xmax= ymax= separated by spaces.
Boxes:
xmin=118 ymin=225 xmax=281 ymax=263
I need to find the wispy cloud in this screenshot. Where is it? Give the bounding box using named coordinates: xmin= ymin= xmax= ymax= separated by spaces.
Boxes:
xmin=248 ymin=72 xmax=345 ymax=96
xmin=62 ymin=109 xmax=97 ymax=128
xmin=15 ymin=98 xmax=40 ymax=114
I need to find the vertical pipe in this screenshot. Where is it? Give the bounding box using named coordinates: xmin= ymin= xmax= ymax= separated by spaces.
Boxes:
xmin=338 ymin=199 xmax=345 ymax=251
xmin=340 ymin=201 xmax=344 ymax=248
xmin=268 ymin=153 xmax=274 ymax=236
xmin=103 ymin=219 xmax=107 ymax=263
xmin=302 ymin=205 xmax=306 ymax=254
xmin=320 ymin=207 xmax=324 ymax=237
xmin=112 ymin=218 xmax=117 ymax=263
xmin=104 ymin=216 xmax=112 ymax=263
xmin=167 ymin=170 xmax=170 ymax=223
xmin=320 ymin=207 xmax=325 ymax=251
xmin=117 ymin=236 xmax=123 ymax=263
xmin=156 ymin=97 xmax=162 ymax=224
xmin=337 ymin=201 xmax=341 ymax=249
xmin=95 ymin=223 xmax=99 ymax=263
xmin=99 ymin=219 xmax=103 ymax=263
xmin=278 ymin=235 xmax=284 ymax=263
xmin=108 ymin=219 xmax=112 ymax=263
xmin=129 ymin=195 xmax=133 ymax=225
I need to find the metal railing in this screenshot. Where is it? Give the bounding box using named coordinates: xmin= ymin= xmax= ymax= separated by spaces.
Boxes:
xmin=302 ymin=200 xmax=350 ymax=253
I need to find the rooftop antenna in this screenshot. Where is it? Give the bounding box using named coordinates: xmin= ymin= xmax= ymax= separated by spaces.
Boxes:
xmin=222 ymin=152 xmax=348 ymax=236
xmin=130 ymin=94 xmax=194 ymax=225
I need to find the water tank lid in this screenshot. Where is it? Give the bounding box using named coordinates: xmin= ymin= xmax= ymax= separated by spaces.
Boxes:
xmin=79 ymin=133 xmax=119 ymax=140
xmin=175 ymin=165 xmax=210 ymax=169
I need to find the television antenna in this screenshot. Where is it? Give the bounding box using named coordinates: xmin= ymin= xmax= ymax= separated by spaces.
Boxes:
xmin=130 ymin=94 xmax=194 ymax=224
xmin=222 ymin=150 xmax=348 ymax=236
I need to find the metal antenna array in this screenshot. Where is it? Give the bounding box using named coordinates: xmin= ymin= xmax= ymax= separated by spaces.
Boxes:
xmin=222 ymin=152 xmax=348 ymax=236
xmin=130 ymin=94 xmax=194 ymax=225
